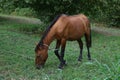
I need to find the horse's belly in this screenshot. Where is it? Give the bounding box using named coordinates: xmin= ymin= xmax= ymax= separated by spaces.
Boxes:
xmin=67 ymin=34 xmax=84 ymax=41
xmin=55 ymin=28 xmax=85 ymax=40
xmin=67 ymin=38 xmax=77 ymax=41
xmin=55 ymin=34 xmax=83 ymax=40
xmin=67 ymin=37 xmax=81 ymax=41
xmin=68 ymin=31 xmax=84 ymax=39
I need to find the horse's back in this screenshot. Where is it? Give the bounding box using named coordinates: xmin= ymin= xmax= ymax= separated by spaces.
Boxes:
xmin=69 ymin=14 xmax=90 ymax=28
xmin=54 ymin=14 xmax=90 ymax=40
xmin=69 ymin=14 xmax=90 ymax=32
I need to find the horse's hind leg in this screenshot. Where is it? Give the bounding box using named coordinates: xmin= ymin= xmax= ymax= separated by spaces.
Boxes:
xmin=77 ymin=39 xmax=83 ymax=61
xmin=85 ymin=33 xmax=91 ymax=60
xmin=54 ymin=39 xmax=61 ymax=61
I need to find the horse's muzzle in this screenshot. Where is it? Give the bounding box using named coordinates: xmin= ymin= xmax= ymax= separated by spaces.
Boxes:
xmin=36 ymin=64 xmax=44 ymax=69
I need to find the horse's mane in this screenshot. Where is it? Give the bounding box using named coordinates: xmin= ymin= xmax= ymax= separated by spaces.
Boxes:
xmin=38 ymin=14 xmax=62 ymax=46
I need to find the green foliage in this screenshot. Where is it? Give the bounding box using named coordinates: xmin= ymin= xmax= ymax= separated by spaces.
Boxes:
xmin=29 ymin=0 xmax=96 ymax=21
xmin=0 ymin=0 xmax=36 ymax=17
xmin=0 ymin=0 xmax=15 ymax=14
xmin=11 ymin=8 xmax=36 ymax=17
xmin=25 ymin=0 xmax=120 ymax=27
xmin=107 ymin=0 xmax=120 ymax=27
xmin=0 ymin=0 xmax=120 ymax=27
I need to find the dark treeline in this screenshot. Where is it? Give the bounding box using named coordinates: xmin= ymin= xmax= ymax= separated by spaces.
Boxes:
xmin=0 ymin=0 xmax=119 ymax=27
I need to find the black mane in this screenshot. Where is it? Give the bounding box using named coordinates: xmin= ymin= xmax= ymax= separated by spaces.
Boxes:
xmin=35 ymin=14 xmax=62 ymax=52
xmin=37 ymin=14 xmax=62 ymax=47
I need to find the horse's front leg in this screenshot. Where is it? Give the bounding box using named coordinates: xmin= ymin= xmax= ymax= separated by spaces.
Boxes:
xmin=54 ymin=39 xmax=61 ymax=61
xmin=59 ymin=39 xmax=66 ymax=69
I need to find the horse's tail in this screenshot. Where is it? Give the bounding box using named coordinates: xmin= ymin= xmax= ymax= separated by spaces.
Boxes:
xmin=88 ymin=20 xmax=92 ymax=47
xmin=85 ymin=19 xmax=92 ymax=48
xmin=89 ymin=25 xmax=92 ymax=47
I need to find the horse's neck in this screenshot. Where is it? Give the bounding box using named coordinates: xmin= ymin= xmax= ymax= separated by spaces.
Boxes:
xmin=43 ymin=30 xmax=55 ymax=46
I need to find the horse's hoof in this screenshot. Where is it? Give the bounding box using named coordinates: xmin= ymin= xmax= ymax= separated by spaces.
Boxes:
xmin=78 ymin=58 xmax=82 ymax=62
xmin=36 ymin=65 xmax=44 ymax=69
xmin=58 ymin=64 xmax=64 ymax=69
xmin=58 ymin=66 xmax=63 ymax=69
xmin=58 ymin=62 xmax=66 ymax=69
xmin=88 ymin=58 xmax=91 ymax=60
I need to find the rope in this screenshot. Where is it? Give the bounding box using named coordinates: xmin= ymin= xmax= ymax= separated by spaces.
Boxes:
xmin=43 ymin=44 xmax=59 ymax=51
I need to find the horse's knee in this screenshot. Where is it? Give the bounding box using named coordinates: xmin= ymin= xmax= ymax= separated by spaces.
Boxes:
xmin=87 ymin=43 xmax=91 ymax=48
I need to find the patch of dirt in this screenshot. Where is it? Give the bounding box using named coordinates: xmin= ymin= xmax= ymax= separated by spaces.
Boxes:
xmin=92 ymin=26 xmax=120 ymax=36
xmin=0 ymin=15 xmax=41 ymax=24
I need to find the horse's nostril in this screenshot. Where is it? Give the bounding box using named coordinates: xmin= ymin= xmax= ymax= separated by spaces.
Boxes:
xmin=36 ymin=66 xmax=40 ymax=69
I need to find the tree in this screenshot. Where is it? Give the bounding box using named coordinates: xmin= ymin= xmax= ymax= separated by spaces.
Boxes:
xmin=0 ymin=0 xmax=119 ymax=27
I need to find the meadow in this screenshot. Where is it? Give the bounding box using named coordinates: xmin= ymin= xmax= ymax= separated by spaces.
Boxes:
xmin=0 ymin=18 xmax=120 ymax=80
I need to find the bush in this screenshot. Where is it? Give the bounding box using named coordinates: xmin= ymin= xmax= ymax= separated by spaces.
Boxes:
xmin=107 ymin=0 xmax=120 ymax=27
xmin=0 ymin=0 xmax=119 ymax=28
xmin=11 ymin=8 xmax=37 ymax=17
xmin=0 ymin=0 xmax=15 ymax=14
xmin=10 ymin=23 xmax=47 ymax=34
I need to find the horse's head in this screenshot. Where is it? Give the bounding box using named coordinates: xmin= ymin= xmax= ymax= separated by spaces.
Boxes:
xmin=35 ymin=43 xmax=48 ymax=69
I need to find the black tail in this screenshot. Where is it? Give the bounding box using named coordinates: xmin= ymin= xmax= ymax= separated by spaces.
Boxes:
xmin=88 ymin=20 xmax=92 ymax=47
xmin=89 ymin=28 xmax=92 ymax=47
xmin=85 ymin=23 xmax=92 ymax=48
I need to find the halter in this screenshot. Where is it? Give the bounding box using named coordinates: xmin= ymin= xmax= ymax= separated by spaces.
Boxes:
xmin=42 ymin=44 xmax=59 ymax=51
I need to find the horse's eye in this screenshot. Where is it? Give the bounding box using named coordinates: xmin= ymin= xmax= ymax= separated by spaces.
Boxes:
xmin=40 ymin=46 xmax=45 ymax=50
xmin=37 ymin=55 xmax=41 ymax=57
xmin=37 ymin=54 xmax=43 ymax=60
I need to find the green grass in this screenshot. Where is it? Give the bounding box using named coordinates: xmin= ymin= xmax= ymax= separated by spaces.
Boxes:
xmin=0 ymin=21 xmax=120 ymax=80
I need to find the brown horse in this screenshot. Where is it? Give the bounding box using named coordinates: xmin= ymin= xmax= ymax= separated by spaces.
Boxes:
xmin=35 ymin=14 xmax=92 ymax=69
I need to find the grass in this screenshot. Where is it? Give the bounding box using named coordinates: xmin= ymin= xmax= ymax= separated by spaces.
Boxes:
xmin=0 ymin=19 xmax=120 ymax=80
